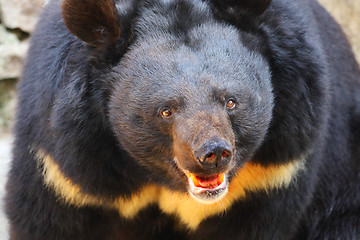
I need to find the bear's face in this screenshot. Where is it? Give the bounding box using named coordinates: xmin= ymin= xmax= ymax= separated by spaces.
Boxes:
xmin=109 ymin=6 xmax=273 ymax=203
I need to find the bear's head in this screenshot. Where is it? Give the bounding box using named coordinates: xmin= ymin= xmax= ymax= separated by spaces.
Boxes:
xmin=62 ymin=0 xmax=325 ymax=204
xmin=106 ymin=0 xmax=273 ymax=203
xmin=108 ymin=18 xmax=273 ymax=203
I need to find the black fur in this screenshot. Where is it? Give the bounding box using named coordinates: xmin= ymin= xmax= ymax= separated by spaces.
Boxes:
xmin=5 ymin=0 xmax=360 ymax=239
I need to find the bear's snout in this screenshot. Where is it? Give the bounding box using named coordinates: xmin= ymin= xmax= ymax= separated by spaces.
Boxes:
xmin=194 ymin=137 xmax=232 ymax=170
xmin=173 ymin=109 xmax=236 ymax=177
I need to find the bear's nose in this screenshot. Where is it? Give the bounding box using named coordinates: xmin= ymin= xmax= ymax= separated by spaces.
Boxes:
xmin=194 ymin=138 xmax=232 ymax=169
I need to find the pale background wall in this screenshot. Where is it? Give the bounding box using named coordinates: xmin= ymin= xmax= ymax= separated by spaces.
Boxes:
xmin=0 ymin=0 xmax=359 ymax=239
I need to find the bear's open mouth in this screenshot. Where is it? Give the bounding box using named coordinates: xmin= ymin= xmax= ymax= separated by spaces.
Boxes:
xmin=187 ymin=173 xmax=225 ymax=189
xmin=186 ymin=172 xmax=228 ymax=203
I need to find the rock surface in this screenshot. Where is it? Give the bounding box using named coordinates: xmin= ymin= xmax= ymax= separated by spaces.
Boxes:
xmin=0 ymin=0 xmax=45 ymax=33
xmin=0 ymin=135 xmax=11 ymax=240
xmin=0 ymin=25 xmax=29 ymax=80
xmin=0 ymin=0 xmax=45 ymax=132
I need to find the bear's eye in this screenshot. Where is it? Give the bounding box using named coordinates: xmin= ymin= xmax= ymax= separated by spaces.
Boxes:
xmin=226 ymin=98 xmax=236 ymax=110
xmin=160 ymin=108 xmax=172 ymax=119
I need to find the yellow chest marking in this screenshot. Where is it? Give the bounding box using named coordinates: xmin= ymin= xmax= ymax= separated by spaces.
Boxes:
xmin=37 ymin=150 xmax=304 ymax=230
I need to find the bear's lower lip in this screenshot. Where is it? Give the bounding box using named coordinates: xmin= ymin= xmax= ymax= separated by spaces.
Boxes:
xmin=186 ymin=172 xmax=228 ymax=204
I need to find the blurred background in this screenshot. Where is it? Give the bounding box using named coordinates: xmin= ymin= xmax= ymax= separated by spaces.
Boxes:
xmin=0 ymin=0 xmax=359 ymax=239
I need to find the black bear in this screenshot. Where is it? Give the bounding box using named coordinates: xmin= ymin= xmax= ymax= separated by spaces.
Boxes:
xmin=5 ymin=0 xmax=360 ymax=239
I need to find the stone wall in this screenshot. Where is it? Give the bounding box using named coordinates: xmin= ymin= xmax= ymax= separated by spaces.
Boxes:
xmin=0 ymin=0 xmax=359 ymax=134
xmin=0 ymin=0 xmax=45 ymax=133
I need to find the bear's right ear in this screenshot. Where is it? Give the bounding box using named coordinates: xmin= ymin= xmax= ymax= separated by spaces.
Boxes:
xmin=62 ymin=0 xmax=121 ymax=48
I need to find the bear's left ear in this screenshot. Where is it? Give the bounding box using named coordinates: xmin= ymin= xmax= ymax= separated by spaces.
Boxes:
xmin=211 ymin=0 xmax=272 ymax=15
xmin=62 ymin=0 xmax=121 ymax=48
